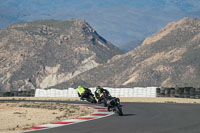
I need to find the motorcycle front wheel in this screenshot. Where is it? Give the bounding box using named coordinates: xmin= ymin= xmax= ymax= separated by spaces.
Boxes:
xmin=114 ymin=105 xmax=123 ymax=116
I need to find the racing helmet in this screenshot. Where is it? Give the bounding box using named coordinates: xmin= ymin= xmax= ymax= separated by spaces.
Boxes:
xmin=96 ymin=86 xmax=101 ymax=90
xmin=78 ymin=85 xmax=82 ymax=89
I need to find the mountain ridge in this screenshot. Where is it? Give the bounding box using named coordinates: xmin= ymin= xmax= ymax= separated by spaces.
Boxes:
xmin=0 ymin=18 xmax=123 ymax=92
xmin=1 ymin=17 xmax=200 ymax=91
xmin=60 ymin=17 xmax=200 ymax=88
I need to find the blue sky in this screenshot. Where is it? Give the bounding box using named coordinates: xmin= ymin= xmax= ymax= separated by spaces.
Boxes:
xmin=2 ymin=0 xmax=199 ymax=12
xmin=0 ymin=0 xmax=200 ymax=46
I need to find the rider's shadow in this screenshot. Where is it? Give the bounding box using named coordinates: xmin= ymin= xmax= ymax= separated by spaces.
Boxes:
xmin=122 ymin=114 xmax=136 ymax=116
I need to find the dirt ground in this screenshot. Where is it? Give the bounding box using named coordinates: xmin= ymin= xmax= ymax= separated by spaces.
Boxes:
xmin=0 ymin=102 xmax=94 ymax=133
xmin=119 ymin=97 xmax=200 ymax=103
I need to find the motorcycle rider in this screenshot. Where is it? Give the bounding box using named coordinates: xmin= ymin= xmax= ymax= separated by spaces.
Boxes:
xmin=95 ymin=86 xmax=111 ymax=104
xmin=95 ymin=86 xmax=121 ymax=111
xmin=77 ymin=85 xmax=87 ymax=100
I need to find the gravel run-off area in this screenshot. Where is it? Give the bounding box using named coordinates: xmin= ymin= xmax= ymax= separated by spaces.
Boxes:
xmin=0 ymin=101 xmax=94 ymax=133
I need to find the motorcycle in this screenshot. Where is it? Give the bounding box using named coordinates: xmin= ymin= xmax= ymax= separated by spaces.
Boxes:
xmin=81 ymin=88 xmax=97 ymax=103
xmin=96 ymin=90 xmax=123 ymax=116
xmin=106 ymin=97 xmax=123 ymax=116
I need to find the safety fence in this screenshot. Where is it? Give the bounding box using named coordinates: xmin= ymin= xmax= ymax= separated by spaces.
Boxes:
xmin=1 ymin=87 xmax=200 ymax=99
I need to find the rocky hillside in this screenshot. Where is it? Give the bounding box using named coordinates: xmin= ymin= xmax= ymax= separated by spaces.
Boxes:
xmin=64 ymin=17 xmax=200 ymax=88
xmin=0 ymin=19 xmax=123 ymax=92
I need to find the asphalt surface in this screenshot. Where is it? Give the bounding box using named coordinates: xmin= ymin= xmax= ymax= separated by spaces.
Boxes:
xmin=19 ymin=101 xmax=200 ymax=133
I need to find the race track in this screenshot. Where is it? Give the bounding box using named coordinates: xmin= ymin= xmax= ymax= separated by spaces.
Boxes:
xmin=27 ymin=101 xmax=200 ymax=133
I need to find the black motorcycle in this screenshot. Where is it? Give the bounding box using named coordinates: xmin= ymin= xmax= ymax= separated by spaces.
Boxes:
xmin=98 ymin=91 xmax=123 ymax=116
xmin=81 ymin=88 xmax=97 ymax=103
xmin=107 ymin=97 xmax=123 ymax=116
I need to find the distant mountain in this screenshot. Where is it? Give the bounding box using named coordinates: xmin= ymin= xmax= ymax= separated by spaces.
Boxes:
xmin=63 ymin=17 xmax=200 ymax=88
xmin=0 ymin=19 xmax=123 ymax=92
xmin=118 ymin=40 xmax=143 ymax=52
xmin=0 ymin=0 xmax=200 ymax=46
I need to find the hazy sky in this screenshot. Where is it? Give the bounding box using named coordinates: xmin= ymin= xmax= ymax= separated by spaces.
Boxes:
xmin=0 ymin=0 xmax=200 ymax=46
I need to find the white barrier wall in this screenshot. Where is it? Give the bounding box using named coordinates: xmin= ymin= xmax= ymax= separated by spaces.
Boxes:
xmin=35 ymin=87 xmax=157 ymax=98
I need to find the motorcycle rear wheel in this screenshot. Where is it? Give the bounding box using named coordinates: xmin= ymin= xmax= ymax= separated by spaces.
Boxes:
xmin=88 ymin=95 xmax=97 ymax=103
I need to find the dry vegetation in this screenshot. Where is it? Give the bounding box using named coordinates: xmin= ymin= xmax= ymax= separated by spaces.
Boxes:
xmin=0 ymin=101 xmax=94 ymax=133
